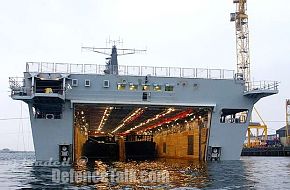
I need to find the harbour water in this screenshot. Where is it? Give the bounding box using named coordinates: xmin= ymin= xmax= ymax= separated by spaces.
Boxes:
xmin=0 ymin=152 xmax=290 ymax=189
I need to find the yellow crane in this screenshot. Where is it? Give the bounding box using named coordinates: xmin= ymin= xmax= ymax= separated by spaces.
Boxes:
xmin=247 ymin=108 xmax=268 ymax=148
xmin=231 ymin=0 xmax=251 ymax=85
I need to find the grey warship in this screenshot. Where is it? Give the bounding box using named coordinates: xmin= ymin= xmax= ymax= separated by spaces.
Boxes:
xmin=8 ymin=42 xmax=278 ymax=162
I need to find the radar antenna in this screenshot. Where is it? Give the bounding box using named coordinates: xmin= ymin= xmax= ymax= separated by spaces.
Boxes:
xmin=82 ymin=40 xmax=146 ymax=75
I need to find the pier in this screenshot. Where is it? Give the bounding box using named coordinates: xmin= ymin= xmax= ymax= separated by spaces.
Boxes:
xmin=242 ymin=147 xmax=290 ymax=157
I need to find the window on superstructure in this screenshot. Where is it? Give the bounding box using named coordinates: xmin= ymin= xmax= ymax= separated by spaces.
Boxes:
xmin=72 ymin=79 xmax=78 ymax=87
xmin=142 ymin=84 xmax=150 ymax=91
xmin=153 ymin=84 xmax=162 ymax=91
xmin=117 ymin=83 xmax=126 ymax=90
xmin=165 ymin=84 xmax=174 ymax=92
xmin=103 ymin=80 xmax=110 ymax=88
xmin=85 ymin=80 xmax=90 ymax=87
xmin=220 ymin=109 xmax=248 ymax=124
xmin=129 ymin=83 xmax=138 ymax=91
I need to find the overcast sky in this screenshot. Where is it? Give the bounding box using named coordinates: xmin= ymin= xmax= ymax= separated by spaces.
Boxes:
xmin=0 ymin=0 xmax=289 ymax=151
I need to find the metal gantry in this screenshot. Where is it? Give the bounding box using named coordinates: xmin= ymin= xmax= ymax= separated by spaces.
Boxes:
xmin=247 ymin=107 xmax=268 ymax=148
xmin=231 ymin=0 xmax=251 ymax=84
xmin=247 ymin=124 xmax=268 ymax=148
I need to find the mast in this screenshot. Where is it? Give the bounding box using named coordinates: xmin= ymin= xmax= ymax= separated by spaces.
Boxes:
xmin=82 ymin=40 xmax=146 ymax=75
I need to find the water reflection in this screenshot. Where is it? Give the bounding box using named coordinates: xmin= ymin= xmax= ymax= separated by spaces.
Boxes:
xmin=2 ymin=152 xmax=290 ymax=189
xmin=207 ymin=161 xmax=254 ymax=189
xmin=110 ymin=159 xmax=209 ymax=189
xmin=242 ymin=157 xmax=290 ymax=190
xmin=27 ymin=159 xmax=210 ymax=189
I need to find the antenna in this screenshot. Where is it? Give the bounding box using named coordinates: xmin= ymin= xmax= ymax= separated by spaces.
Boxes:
xmin=105 ymin=37 xmax=124 ymax=47
xmin=82 ymin=39 xmax=146 ymax=75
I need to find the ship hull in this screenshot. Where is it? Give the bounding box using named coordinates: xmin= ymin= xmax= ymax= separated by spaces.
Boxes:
xmin=9 ymin=63 xmax=277 ymax=162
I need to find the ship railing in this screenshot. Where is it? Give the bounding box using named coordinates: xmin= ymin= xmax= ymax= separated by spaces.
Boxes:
xmin=245 ymin=81 xmax=279 ymax=92
xmin=26 ymin=62 xmax=235 ymax=80
xmin=9 ymin=77 xmax=27 ymax=96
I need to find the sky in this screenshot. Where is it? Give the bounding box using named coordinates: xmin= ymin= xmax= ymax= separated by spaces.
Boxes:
xmin=0 ymin=0 xmax=289 ymax=151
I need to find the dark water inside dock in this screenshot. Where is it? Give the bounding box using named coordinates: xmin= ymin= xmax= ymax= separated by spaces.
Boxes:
xmin=0 ymin=152 xmax=290 ymax=189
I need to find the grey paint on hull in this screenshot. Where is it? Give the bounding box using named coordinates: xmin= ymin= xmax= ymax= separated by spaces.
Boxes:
xmin=28 ymin=102 xmax=73 ymax=161
xmin=13 ymin=73 xmax=276 ymax=161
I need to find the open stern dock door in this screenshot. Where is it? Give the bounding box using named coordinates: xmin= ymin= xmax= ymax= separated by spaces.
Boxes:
xmin=73 ymin=104 xmax=212 ymax=162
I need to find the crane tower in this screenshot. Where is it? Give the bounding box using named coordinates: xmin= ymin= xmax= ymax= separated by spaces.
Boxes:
xmin=231 ymin=0 xmax=251 ymax=84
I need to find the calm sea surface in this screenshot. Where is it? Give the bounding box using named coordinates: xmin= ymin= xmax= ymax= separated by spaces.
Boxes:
xmin=0 ymin=152 xmax=290 ymax=189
